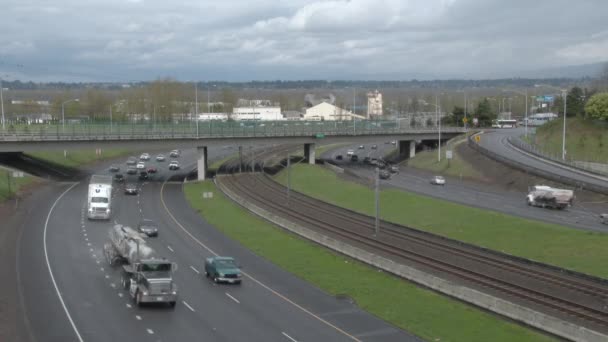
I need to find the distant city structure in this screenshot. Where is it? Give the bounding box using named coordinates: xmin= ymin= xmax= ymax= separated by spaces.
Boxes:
xmin=236 ymin=99 xmax=274 ymax=107
xmin=11 ymin=100 xmax=50 ymax=106
xmin=232 ymin=106 xmax=282 ymax=120
xmin=304 ymin=102 xmax=365 ymax=121
xmin=367 ymin=90 xmax=383 ymax=118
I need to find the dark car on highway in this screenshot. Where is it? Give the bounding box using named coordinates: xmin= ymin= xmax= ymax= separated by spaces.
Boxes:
xmin=124 ymin=183 xmax=138 ymax=195
xmin=335 ymin=154 xmax=343 ymax=160
xmin=139 ymin=171 xmax=149 ymax=181
xmin=137 ymin=219 xmax=159 ymax=237
xmin=204 ymin=256 xmax=242 ymax=284
xmin=351 ymin=155 xmax=359 ymax=162
xmin=113 ymin=173 xmax=125 ymax=183
xmin=147 ymin=166 xmax=157 ymax=174
xmin=371 ymin=144 xmax=378 ymax=150
xmin=379 ymin=170 xmax=391 ymax=179
xmin=363 ymin=156 xmax=371 ymax=164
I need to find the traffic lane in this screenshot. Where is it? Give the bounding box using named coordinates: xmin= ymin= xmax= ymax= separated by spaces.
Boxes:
xmin=108 ymin=181 xmax=236 ymax=341
xmin=323 ymin=142 xmax=396 ymax=162
xmin=479 ymin=129 xmax=608 ymax=188
xmin=159 ymin=182 xmax=419 ymax=342
xmin=147 ymin=182 xmax=361 ymax=342
xmin=15 ymin=183 xmax=81 ymax=342
xmin=43 ymin=182 xmax=150 ymax=342
xmin=348 ymin=164 xmax=607 ymax=232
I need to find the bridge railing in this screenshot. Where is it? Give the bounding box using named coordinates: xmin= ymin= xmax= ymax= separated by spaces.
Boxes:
xmin=0 ymin=120 xmax=465 ymax=141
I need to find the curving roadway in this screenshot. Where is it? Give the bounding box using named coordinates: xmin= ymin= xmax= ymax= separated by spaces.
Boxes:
xmin=14 ymin=146 xmax=418 ymax=341
xmin=322 ymin=142 xmax=608 ymax=232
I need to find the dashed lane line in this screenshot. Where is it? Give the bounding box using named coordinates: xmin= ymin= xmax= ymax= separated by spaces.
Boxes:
xmin=282 ymin=332 xmax=298 ymax=342
xmin=225 ymin=293 xmax=240 ymax=304
xmin=189 ymin=266 xmax=200 ymax=274
xmin=146 ymin=329 xmax=154 ymax=335
xmin=160 ymin=180 xmax=361 ymax=342
xmin=167 ymin=246 xmax=174 ymax=252
xmin=182 ymin=301 xmax=196 ymax=312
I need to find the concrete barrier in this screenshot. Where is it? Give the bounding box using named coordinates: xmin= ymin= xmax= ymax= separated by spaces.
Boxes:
xmin=323 ymin=162 xmax=344 ymax=174
xmin=216 ymin=176 xmax=608 ymax=342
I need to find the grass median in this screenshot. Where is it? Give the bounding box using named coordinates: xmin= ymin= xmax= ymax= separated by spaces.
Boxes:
xmin=0 ymin=169 xmax=35 ymax=201
xmin=26 ymin=149 xmax=131 ymax=169
xmin=274 ymin=164 xmax=608 ymax=279
xmin=184 ymin=180 xmax=554 ymax=342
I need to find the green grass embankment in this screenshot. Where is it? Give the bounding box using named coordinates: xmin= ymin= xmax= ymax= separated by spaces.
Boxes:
xmin=406 ymin=135 xmax=482 ymax=179
xmin=533 ymin=117 xmax=608 ymax=162
xmin=26 ymin=149 xmax=131 ymax=169
xmin=184 ymin=180 xmax=554 ymax=342
xmin=0 ymin=169 xmax=35 ymax=201
xmin=274 ymin=164 xmax=608 ymax=278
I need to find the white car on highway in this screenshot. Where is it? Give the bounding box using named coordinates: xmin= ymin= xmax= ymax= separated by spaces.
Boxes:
xmin=136 ymin=162 xmax=145 ymax=169
xmin=139 ymin=153 xmax=150 ymax=161
xmin=156 ymin=154 xmax=166 ymax=162
xmin=346 ymin=149 xmax=355 ymax=156
xmin=169 ymin=160 xmax=180 ymax=170
xmin=430 ymin=176 xmax=446 ymax=186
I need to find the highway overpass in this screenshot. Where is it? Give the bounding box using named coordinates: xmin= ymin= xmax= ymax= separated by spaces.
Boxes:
xmin=0 ymin=121 xmax=465 ymax=180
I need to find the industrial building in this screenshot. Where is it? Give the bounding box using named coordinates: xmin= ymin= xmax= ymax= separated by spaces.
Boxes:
xmin=304 ymin=102 xmax=365 ymax=121
xmin=367 ymin=90 xmax=383 ymax=117
xmin=232 ymin=106 xmax=283 ymax=121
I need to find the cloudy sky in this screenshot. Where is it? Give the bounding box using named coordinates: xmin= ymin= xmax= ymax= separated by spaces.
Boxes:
xmin=0 ymin=0 xmax=607 ymax=81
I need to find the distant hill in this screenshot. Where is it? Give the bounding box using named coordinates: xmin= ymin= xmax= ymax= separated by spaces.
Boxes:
xmin=517 ymin=62 xmax=606 ymax=79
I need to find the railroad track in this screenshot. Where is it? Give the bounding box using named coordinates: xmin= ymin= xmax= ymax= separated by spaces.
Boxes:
xmin=217 ymin=159 xmax=608 ymax=333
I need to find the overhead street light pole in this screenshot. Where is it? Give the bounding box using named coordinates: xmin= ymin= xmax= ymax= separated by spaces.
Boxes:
xmin=62 ymin=98 xmax=79 ymax=134
xmin=536 ymin=84 xmax=567 ymax=160
xmin=0 ymin=78 xmax=5 ymax=132
xmin=432 ymin=96 xmax=441 ymax=162
xmin=195 ymin=83 xmax=199 ymax=138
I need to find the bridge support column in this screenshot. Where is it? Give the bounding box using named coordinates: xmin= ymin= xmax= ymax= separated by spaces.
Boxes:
xmin=398 ymin=140 xmax=416 ymax=159
xmin=197 ymin=146 xmax=208 ymax=181
xmin=238 ymin=146 xmax=243 ymax=173
xmin=304 ymin=143 xmax=316 ymax=165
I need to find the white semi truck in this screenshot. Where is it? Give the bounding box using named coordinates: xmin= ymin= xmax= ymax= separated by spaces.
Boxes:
xmin=87 ymin=175 xmax=113 ymax=220
xmin=104 ymin=224 xmax=178 ymax=307
xmin=526 ymin=185 xmax=574 ymax=210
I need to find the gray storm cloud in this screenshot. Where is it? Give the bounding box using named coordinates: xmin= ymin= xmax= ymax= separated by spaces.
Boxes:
xmin=0 ymin=0 xmax=606 ymax=81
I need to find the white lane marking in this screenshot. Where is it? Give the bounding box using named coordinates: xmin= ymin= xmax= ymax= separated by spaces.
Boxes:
xmin=225 ymin=293 xmax=240 ymax=304
xmin=282 ymin=332 xmax=298 ymax=342
xmin=160 ymin=181 xmax=361 ymax=342
xmin=167 ymin=246 xmax=174 ymax=252
xmin=110 ymin=283 xmax=116 ymax=288
xmin=43 ymin=183 xmax=84 ymax=342
xmin=126 ymin=303 xmax=132 ymax=308
xmin=105 ymin=275 xmax=110 ymax=279
xmin=189 ymin=266 xmax=200 ymax=274
xmin=118 ymin=293 xmax=123 ymax=298
xmin=87 ymin=242 xmax=91 ymax=247
xmin=146 ymin=329 xmax=154 ymax=335
xmin=135 ymin=315 xmax=142 ymax=320
xmin=182 ymin=301 xmax=195 ymax=312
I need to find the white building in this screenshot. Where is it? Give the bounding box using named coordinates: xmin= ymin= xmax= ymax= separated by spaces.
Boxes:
xmin=367 ymin=90 xmax=383 ymax=117
xmin=198 ymin=113 xmax=228 ymax=121
xmin=232 ymin=106 xmax=283 ymax=121
xmin=304 ymin=102 xmax=365 ymax=121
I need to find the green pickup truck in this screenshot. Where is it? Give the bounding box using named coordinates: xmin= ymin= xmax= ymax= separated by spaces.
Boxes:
xmin=204 ymin=256 xmax=242 ymax=284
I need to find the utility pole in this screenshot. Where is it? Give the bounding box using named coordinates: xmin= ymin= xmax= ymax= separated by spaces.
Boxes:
xmin=0 ymin=77 xmax=5 ymax=132
xmin=374 ymin=167 xmax=380 ymax=236
xmin=463 ymin=92 xmax=467 ymax=130
xmin=562 ymin=90 xmax=567 ymax=160
xmin=109 ymin=104 xmax=113 ymax=134
xmin=287 ymin=153 xmax=291 ymax=206
xmin=195 ymin=83 xmax=199 ymax=138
